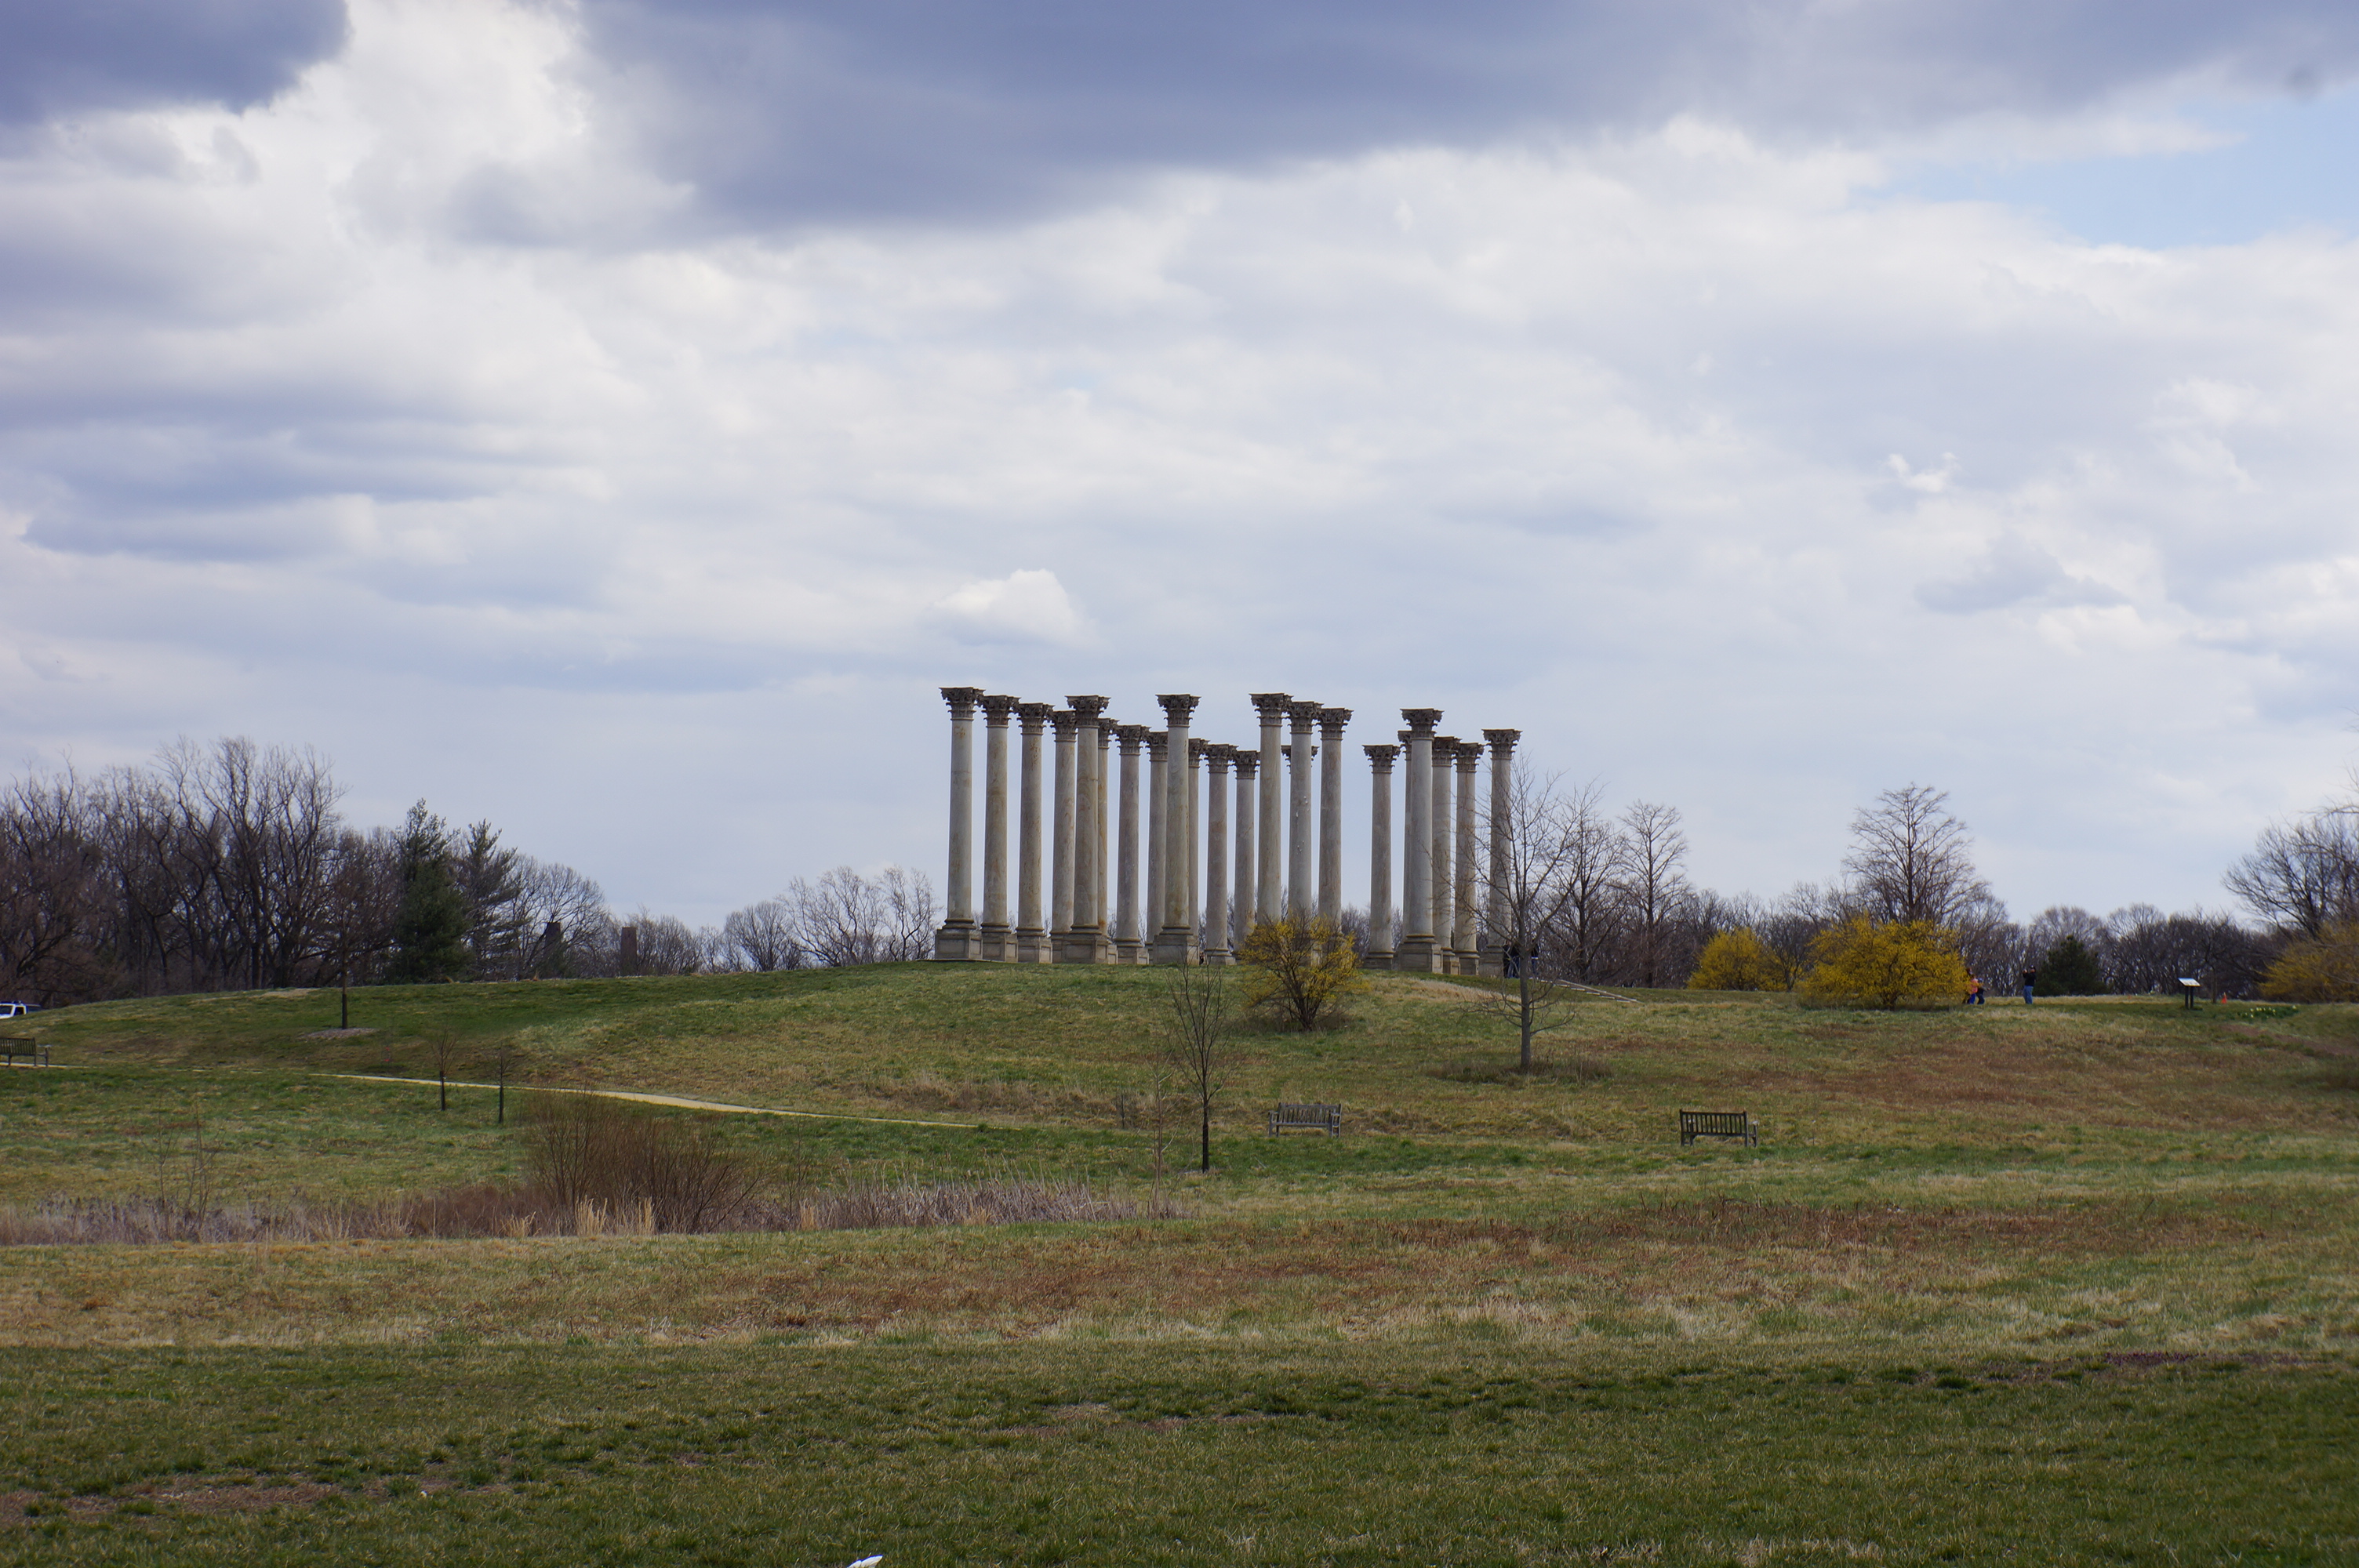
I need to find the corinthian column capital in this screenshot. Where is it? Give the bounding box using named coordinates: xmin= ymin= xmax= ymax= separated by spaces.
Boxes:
xmin=1365 ymin=743 xmax=1398 ymax=771
xmin=1401 ymin=708 xmax=1441 ymax=736
xmin=1066 ymin=695 xmax=1109 ymax=722
xmin=1481 ymin=728 xmax=1521 ymax=753
xmin=941 ymin=686 xmax=984 ymax=718
xmin=980 ymin=694 xmax=1021 ymax=725
xmin=1317 ymin=706 xmax=1352 ymax=738
xmin=1157 ymin=693 xmax=1200 ymax=723
xmin=1116 ymin=724 xmax=1150 ymax=751
xmin=1250 ymin=692 xmax=1293 ymax=720
xmin=1017 ymin=701 xmax=1053 ymax=735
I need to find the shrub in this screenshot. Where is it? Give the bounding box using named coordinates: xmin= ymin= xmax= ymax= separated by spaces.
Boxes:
xmin=1688 ymin=927 xmax=1781 ymax=991
xmin=1238 ymin=919 xmax=1363 ymax=1030
xmin=1798 ymin=916 xmax=1969 ymax=1010
xmin=2261 ymin=923 xmax=2359 ymax=1001
xmin=519 ymin=1093 xmax=761 ymax=1232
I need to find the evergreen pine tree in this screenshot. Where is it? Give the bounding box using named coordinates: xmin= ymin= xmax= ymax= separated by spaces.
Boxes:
xmin=387 ymin=801 xmax=472 ymax=983
xmin=2036 ymin=934 xmax=2104 ymax=996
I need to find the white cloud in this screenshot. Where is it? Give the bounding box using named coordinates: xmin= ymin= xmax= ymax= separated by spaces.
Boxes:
xmin=2 ymin=0 xmax=2357 ymax=923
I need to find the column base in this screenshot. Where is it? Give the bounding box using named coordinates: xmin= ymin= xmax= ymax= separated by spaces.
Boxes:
xmin=1393 ymin=936 xmax=1445 ymax=974
xmin=1476 ymin=940 xmax=1503 ymax=979
xmin=1012 ymin=929 xmax=1053 ymax=964
xmin=1057 ymin=930 xmax=1116 ymax=964
xmin=1201 ymin=948 xmax=1235 ymax=967
xmin=1150 ymin=927 xmax=1200 ymax=965
xmin=976 ymin=924 xmax=1013 ymax=963
xmin=1363 ymin=949 xmax=1395 ymax=971
xmin=932 ymin=923 xmax=981 ymax=961
xmin=1454 ymin=946 xmax=1481 ymax=975
xmin=1114 ymin=938 xmax=1145 ymax=965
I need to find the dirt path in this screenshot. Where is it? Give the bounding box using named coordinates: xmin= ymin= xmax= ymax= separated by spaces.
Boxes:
xmin=329 ymin=1074 xmax=985 ymax=1130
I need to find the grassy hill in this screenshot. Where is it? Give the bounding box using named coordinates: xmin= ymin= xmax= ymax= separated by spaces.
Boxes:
xmin=4 ymin=964 xmax=2355 ymax=1562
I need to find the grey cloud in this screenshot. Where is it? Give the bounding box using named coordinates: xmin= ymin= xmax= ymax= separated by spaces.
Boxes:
xmin=576 ymin=0 xmax=2359 ymax=227
xmin=0 ymin=1 xmax=350 ymax=125
xmin=1917 ymin=533 xmax=2128 ymax=614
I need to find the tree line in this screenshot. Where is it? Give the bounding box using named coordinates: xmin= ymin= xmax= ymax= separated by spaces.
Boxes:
xmin=0 ymin=739 xmax=938 ymax=1006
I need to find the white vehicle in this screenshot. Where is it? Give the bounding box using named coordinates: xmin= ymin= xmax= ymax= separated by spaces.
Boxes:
xmin=0 ymin=1002 xmax=37 ymax=1018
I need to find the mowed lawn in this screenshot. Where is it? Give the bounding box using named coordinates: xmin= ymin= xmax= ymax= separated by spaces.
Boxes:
xmin=3 ymin=965 xmax=2357 ymax=1563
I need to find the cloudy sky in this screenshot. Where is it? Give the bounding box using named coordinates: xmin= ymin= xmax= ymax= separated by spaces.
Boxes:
xmin=5 ymin=0 xmax=2359 ymax=927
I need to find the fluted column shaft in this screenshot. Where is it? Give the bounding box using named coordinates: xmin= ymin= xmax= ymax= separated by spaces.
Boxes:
xmin=1051 ymin=710 xmax=1078 ymax=938
xmin=1153 ymin=695 xmax=1199 ymax=964
xmin=1481 ymin=728 xmax=1521 ymax=977
xmin=1232 ymin=755 xmax=1258 ymax=952
xmin=1096 ymin=724 xmax=1112 ymax=946
xmin=1146 ymin=735 xmax=1168 ymax=961
xmin=1204 ymin=746 xmax=1234 ymax=964
xmin=1287 ymin=701 xmax=1318 ymax=922
xmin=1365 ymin=744 xmax=1397 ymax=967
xmin=1397 ymin=710 xmax=1441 ymax=971
xmin=1431 ymin=738 xmax=1456 ymax=973
xmin=1317 ymin=707 xmax=1350 ymax=929
xmin=1187 ymin=739 xmax=1204 ymax=936
xmin=1115 ymin=728 xmax=1145 ymax=961
xmin=932 ymin=687 xmax=983 ymax=960
xmin=1061 ymin=695 xmax=1109 ymax=963
xmin=1454 ymin=742 xmax=1482 ymax=964
xmin=1250 ymin=694 xmax=1289 ymax=926
xmin=980 ymin=695 xmax=1017 ymax=960
xmin=1015 ymin=703 xmax=1051 ymax=962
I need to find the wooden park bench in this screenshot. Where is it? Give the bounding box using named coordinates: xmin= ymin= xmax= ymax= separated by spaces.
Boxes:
xmin=0 ymin=1036 xmax=49 ymax=1068
xmin=1268 ymin=1102 xmax=1342 ymax=1137
xmin=1678 ymin=1109 xmax=1756 ymax=1147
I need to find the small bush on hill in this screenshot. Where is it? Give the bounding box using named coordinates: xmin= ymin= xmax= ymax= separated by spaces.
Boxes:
xmin=2261 ymin=922 xmax=2359 ymax=1001
xmin=1238 ymin=918 xmax=1363 ymax=1030
xmin=1688 ymin=928 xmax=1782 ymax=991
xmin=2036 ymin=935 xmax=2104 ymax=996
xmin=1799 ymin=916 xmax=1968 ymax=1010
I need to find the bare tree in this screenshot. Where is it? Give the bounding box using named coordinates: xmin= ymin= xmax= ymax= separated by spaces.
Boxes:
xmin=0 ymin=768 xmax=117 ymax=1005
xmin=787 ymin=866 xmax=939 ymax=966
xmin=1544 ymin=780 xmax=1628 ymax=982
xmin=2225 ymin=813 xmax=2359 ymax=938
xmin=430 ymin=1031 xmax=458 ymax=1111
xmin=1471 ymin=764 xmax=1596 ymax=1069
xmin=1845 ymin=784 xmax=1992 ymax=927
xmin=1616 ymin=800 xmax=1689 ymax=989
xmin=1160 ymin=965 xmax=1234 ymax=1174
xmin=722 ymin=898 xmax=802 ymax=971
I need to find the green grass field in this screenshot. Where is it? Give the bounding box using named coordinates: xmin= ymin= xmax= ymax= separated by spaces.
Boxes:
xmin=4 ymin=965 xmax=2356 ymax=1563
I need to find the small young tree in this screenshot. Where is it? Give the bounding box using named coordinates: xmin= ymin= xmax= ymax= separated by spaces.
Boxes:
xmin=1799 ymin=916 xmax=1969 ymax=1009
xmin=1238 ymin=918 xmax=1362 ymax=1030
xmin=489 ymin=1038 xmax=526 ymax=1126
xmin=1471 ymin=764 xmax=1594 ymax=1069
xmin=430 ymin=1030 xmax=458 ymax=1111
xmin=1160 ymin=964 xmax=1234 ymax=1173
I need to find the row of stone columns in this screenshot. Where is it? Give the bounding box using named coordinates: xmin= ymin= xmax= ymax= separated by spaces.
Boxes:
xmin=934 ymin=688 xmax=1516 ymax=972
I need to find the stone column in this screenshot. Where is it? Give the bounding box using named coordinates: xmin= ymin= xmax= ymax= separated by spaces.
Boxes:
xmin=1114 ymin=726 xmax=1147 ymax=964
xmin=1050 ymin=710 xmax=1078 ymax=942
xmin=978 ymin=695 xmax=1019 ymax=961
xmin=1286 ymin=700 xmax=1319 ymax=923
xmin=1060 ymin=695 xmax=1110 ymax=964
xmin=1396 ymin=710 xmax=1442 ymax=971
xmin=932 ymin=687 xmax=983 ymax=960
xmin=1317 ymin=706 xmax=1350 ymax=929
xmin=1481 ymin=728 xmax=1521 ymax=978
xmin=1096 ymin=721 xmax=1113 ymax=951
xmin=1232 ymin=752 xmax=1259 ymax=953
xmin=1187 ymin=737 xmax=1205 ymax=938
xmin=1152 ymin=695 xmax=1199 ymax=964
xmin=1146 ymin=733 xmax=1168 ymax=964
xmin=1203 ymin=745 xmax=1234 ymax=964
xmin=1250 ymin=693 xmax=1289 ymax=926
xmin=1454 ymin=740 xmax=1483 ymax=970
xmin=1014 ymin=702 xmax=1052 ymax=963
xmin=1430 ymin=738 xmax=1457 ymax=974
xmin=1364 ymin=743 xmax=1398 ymax=969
